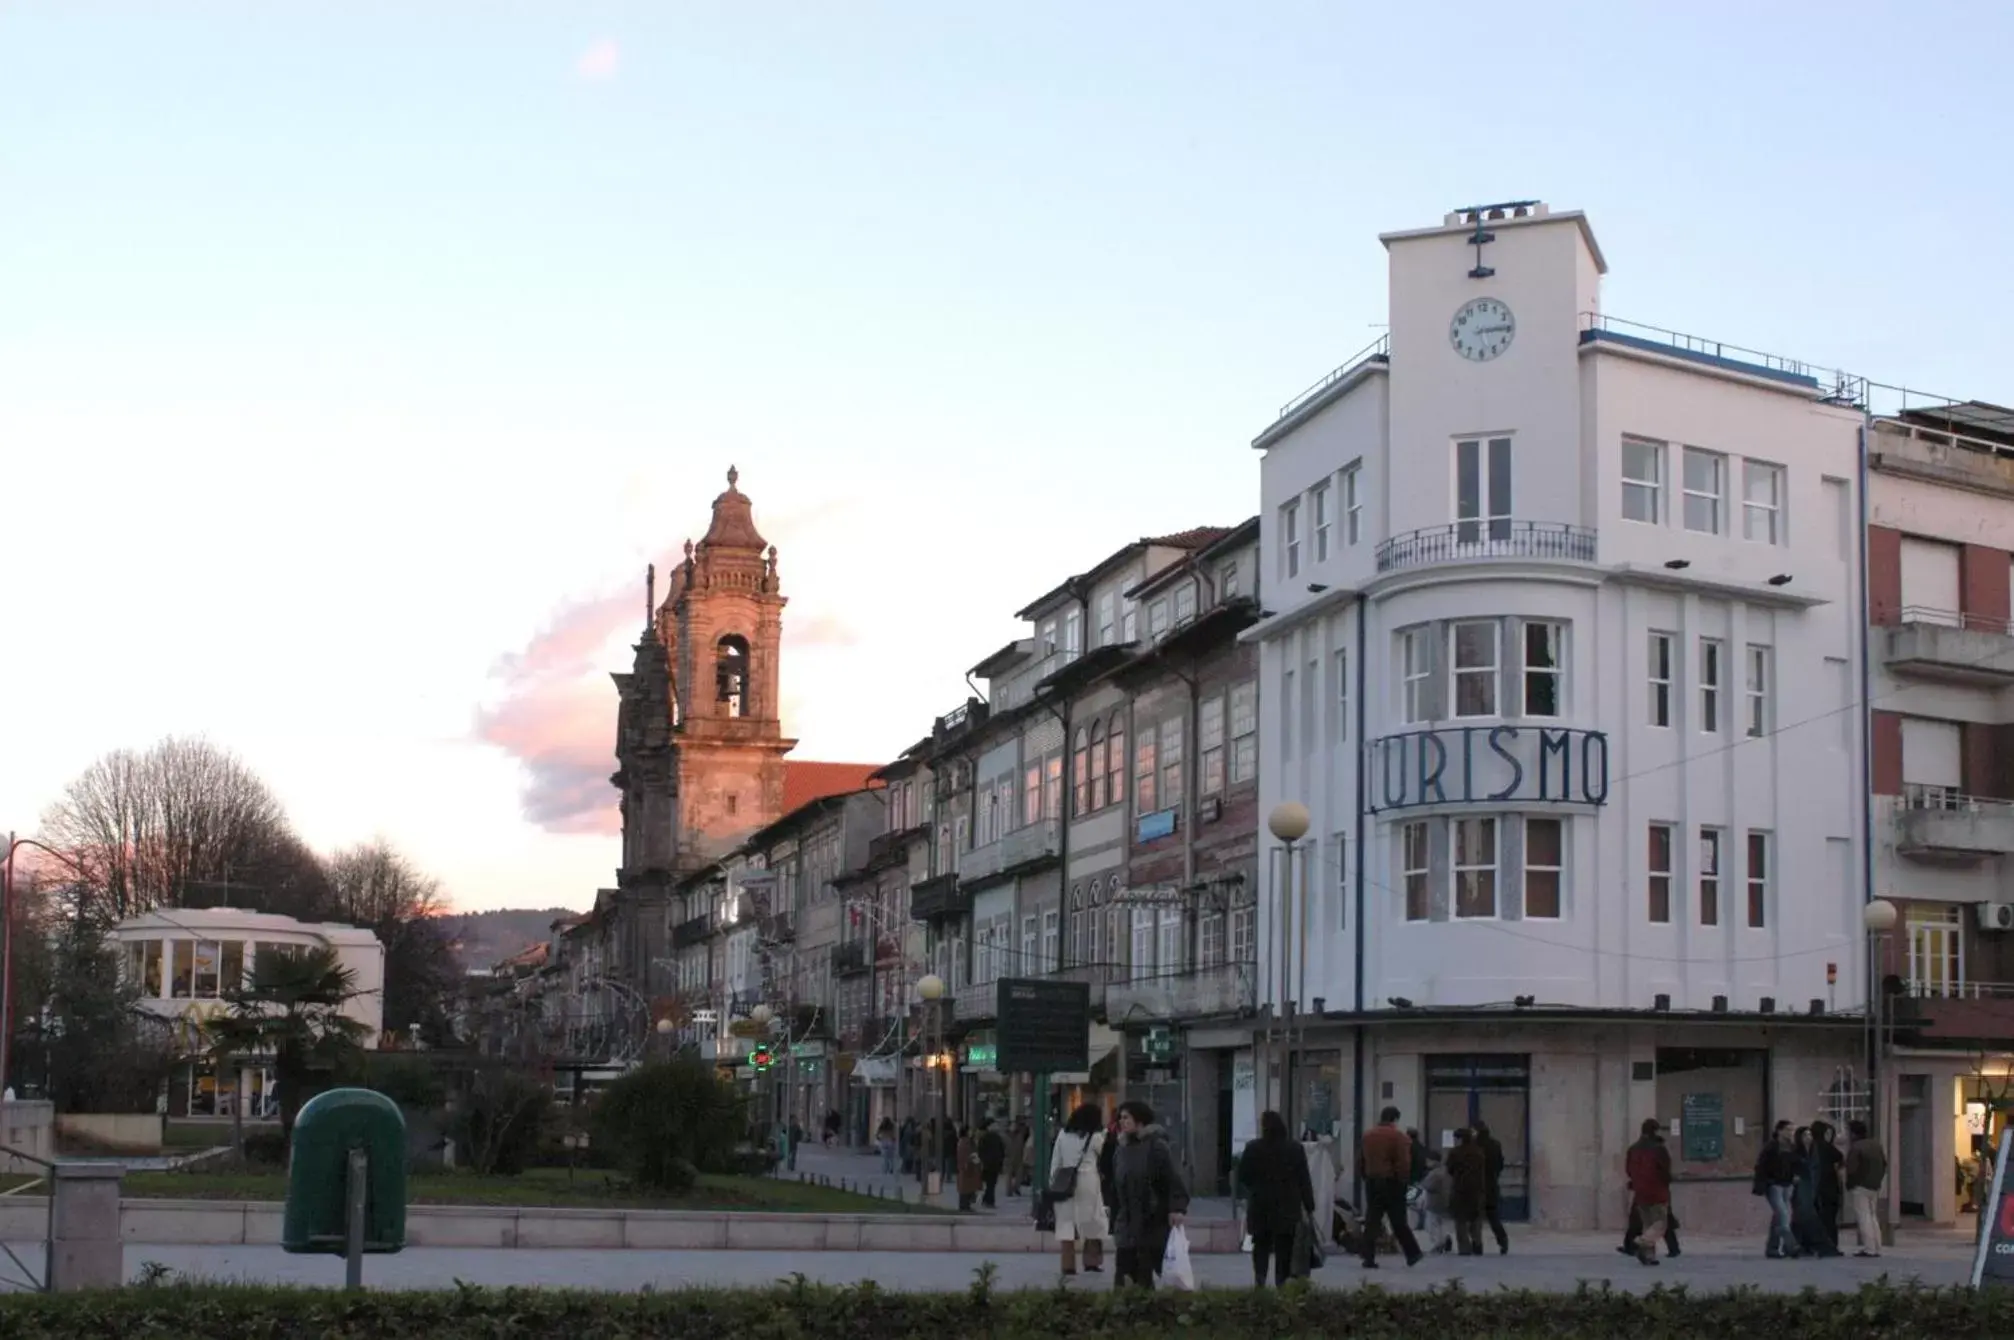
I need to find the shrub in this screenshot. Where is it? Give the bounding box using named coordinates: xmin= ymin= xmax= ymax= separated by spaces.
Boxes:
xmin=363 ymin=1053 xmax=449 ymax=1111
xmin=1 ymin=1278 xmax=2011 ymax=1338
xmin=449 ymin=1070 xmax=552 ymax=1177
xmin=590 ymin=1056 xmax=744 ymax=1189
xmin=241 ymin=1130 xmax=290 ymax=1168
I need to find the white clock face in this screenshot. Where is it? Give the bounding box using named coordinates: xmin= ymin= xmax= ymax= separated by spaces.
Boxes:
xmin=1450 ymin=297 xmax=1515 ymax=362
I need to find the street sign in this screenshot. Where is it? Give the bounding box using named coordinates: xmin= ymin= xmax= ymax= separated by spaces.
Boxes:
xmin=995 ymin=977 xmax=1089 ymax=1074
xmin=1971 ymin=1127 xmax=2014 ymax=1288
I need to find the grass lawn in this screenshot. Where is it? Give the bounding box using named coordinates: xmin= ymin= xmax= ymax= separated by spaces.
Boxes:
xmin=2 ymin=1165 xmax=939 ymax=1215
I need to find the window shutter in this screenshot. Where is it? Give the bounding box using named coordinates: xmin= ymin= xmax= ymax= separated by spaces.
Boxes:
xmin=1427 ymin=818 xmax=1452 ymax=923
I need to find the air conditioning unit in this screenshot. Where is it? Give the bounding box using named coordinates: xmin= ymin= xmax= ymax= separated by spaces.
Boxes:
xmin=1976 ymin=902 xmax=2014 ymax=932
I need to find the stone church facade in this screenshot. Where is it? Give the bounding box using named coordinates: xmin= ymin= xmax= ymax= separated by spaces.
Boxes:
xmin=599 ymin=467 xmax=874 ymax=996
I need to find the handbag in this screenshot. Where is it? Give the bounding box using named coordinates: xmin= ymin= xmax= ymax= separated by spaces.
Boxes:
xmin=1295 ymin=1210 xmax=1326 ymax=1272
xmin=1048 ymin=1133 xmax=1093 ymax=1201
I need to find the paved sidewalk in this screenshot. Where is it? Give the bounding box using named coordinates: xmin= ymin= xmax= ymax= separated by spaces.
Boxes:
xmin=776 ymin=1141 xmax=1237 ymax=1219
xmin=0 ymin=1231 xmax=1973 ymax=1294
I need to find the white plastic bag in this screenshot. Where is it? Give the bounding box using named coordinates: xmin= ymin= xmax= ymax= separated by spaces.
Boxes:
xmin=1162 ymin=1224 xmax=1197 ymax=1291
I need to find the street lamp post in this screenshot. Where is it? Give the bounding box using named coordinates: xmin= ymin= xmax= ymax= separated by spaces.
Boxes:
xmin=1864 ymin=897 xmax=1899 ymax=1235
xmin=1264 ymin=803 xmax=1311 ymax=1124
xmin=918 ymin=973 xmax=946 ymax=1198
xmin=750 ymin=1003 xmax=777 ymax=1150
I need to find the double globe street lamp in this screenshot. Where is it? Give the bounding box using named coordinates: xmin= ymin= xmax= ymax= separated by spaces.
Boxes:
xmin=917 ymin=972 xmax=946 ymax=1196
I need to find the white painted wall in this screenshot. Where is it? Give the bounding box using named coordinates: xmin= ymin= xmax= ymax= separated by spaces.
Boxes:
xmin=1254 ymin=205 xmax=1865 ymax=1023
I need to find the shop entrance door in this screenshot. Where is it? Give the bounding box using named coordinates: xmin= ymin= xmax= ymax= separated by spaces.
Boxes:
xmin=1424 ymin=1054 xmax=1531 ymax=1220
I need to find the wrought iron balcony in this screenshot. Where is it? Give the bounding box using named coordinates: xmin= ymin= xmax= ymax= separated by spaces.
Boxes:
xmin=831 ymin=939 xmax=870 ymax=977
xmin=1376 ymin=521 xmax=1596 ymax=574
xmin=909 ymin=873 xmax=970 ymax=922
xmin=670 ymin=915 xmax=715 ymax=950
xmin=1894 ymin=785 xmax=2014 ymax=862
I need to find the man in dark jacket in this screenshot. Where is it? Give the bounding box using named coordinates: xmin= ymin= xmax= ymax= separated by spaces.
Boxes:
xmin=1445 ymin=1128 xmax=1489 ymax=1256
xmin=1108 ymin=1100 xmax=1189 ymax=1289
xmin=1625 ymin=1118 xmax=1673 ymax=1266
xmin=1359 ymin=1106 xmax=1423 ymax=1268
xmin=1473 ymin=1119 xmax=1510 ymax=1255
xmin=1754 ymin=1120 xmax=1798 ymax=1258
xmin=1237 ymin=1110 xmax=1317 ymax=1287
xmin=976 ymin=1119 xmax=1006 ymax=1208
xmin=1844 ymin=1119 xmax=1888 ymax=1258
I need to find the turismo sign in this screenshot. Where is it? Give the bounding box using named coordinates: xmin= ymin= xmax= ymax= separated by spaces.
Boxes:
xmin=1366 ymin=726 xmax=1610 ymax=813
xmin=1971 ymin=1127 xmax=2014 ymax=1288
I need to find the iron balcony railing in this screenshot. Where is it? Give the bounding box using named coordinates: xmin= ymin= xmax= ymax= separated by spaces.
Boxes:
xmin=1901 ymin=783 xmax=2014 ymax=815
xmin=1375 ymin=520 xmax=1596 ymax=573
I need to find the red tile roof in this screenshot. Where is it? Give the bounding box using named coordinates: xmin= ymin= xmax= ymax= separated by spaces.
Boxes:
xmin=1145 ymin=525 xmax=1233 ymax=550
xmin=782 ymin=760 xmax=883 ymax=813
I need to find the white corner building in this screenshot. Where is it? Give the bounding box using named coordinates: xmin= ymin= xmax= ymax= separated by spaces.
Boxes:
xmin=1244 ymin=202 xmax=1869 ymax=1230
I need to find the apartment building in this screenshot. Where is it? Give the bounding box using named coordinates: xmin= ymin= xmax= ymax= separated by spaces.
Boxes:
xmin=1867 ymin=400 xmax=2014 ymax=1223
xmin=1247 ymin=202 xmax=1868 ymax=1230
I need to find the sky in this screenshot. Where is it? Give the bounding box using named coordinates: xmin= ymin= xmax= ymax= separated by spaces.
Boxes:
xmin=2 ymin=2 xmax=2007 ymax=913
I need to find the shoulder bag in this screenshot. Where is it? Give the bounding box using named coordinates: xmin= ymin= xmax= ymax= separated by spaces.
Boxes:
xmin=1048 ymin=1133 xmax=1092 ymax=1202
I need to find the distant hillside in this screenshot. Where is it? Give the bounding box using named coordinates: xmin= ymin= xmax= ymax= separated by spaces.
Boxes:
xmin=445 ymin=907 xmax=576 ymax=972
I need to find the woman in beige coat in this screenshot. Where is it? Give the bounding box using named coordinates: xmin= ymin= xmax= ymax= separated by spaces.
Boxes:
xmin=1049 ymin=1103 xmax=1109 ymax=1275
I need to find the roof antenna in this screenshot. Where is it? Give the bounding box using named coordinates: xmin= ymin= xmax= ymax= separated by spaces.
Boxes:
xmin=646 ymin=563 xmax=656 ymax=623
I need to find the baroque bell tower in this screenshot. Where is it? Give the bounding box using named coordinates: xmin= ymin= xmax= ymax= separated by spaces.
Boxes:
xmin=614 ymin=466 xmax=796 ymax=884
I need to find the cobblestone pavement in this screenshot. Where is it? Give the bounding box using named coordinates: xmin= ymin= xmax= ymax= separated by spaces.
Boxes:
xmin=0 ymin=1231 xmax=1974 ymax=1294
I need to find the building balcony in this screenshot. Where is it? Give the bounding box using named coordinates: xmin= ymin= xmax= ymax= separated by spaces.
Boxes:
xmin=909 ymin=873 xmax=970 ymax=923
xmin=1374 ymin=521 xmax=1596 ymax=574
xmin=1895 ymin=981 xmax=2014 ymax=1045
xmin=1104 ymin=962 xmax=1256 ymax=1023
xmin=1895 ymin=785 xmax=2014 ymax=863
xmin=1882 ymin=608 xmax=2014 ymax=685
xmin=670 ymin=915 xmax=715 ymax=950
xmin=933 ymin=697 xmax=990 ymax=743
xmin=831 ymin=940 xmax=870 ymax=977
xmin=759 ymin=912 xmax=795 ymax=943
xmin=958 ymin=819 xmax=1062 ymax=886
xmin=867 ymin=826 xmax=922 ymax=869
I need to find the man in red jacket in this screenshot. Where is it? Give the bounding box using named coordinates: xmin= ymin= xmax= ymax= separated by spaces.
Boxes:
xmin=1624 ymin=1118 xmax=1673 ymax=1267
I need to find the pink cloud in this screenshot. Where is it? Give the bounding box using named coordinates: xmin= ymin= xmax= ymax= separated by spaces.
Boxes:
xmin=576 ymin=39 xmax=620 ymax=82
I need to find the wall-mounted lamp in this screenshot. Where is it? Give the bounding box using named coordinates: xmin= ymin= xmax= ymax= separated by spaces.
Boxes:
xmin=1307 ymin=583 xmax=1329 ymax=593
xmin=1663 ymin=559 xmax=1690 ymax=571
xmin=1767 ymin=574 xmax=1793 ymax=587
xmin=1513 ymin=994 xmax=1535 ymax=1008
xmin=1386 ymin=996 xmax=1414 ymax=1010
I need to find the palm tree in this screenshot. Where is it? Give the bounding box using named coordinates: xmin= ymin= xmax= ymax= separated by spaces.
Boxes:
xmin=206 ymin=945 xmax=369 ymax=1140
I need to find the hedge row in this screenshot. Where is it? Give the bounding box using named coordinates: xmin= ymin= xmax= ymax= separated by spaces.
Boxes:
xmin=0 ymin=1277 xmax=2008 ymax=1339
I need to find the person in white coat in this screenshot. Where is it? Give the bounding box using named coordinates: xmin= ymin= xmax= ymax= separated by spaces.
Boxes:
xmin=1049 ymin=1103 xmax=1109 ymax=1276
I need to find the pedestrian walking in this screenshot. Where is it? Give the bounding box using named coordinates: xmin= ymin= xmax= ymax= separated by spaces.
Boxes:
xmin=1047 ymin=1104 xmax=1109 ymax=1277
xmin=955 ymin=1124 xmax=983 ymax=1211
xmin=1474 ymin=1118 xmax=1511 ymax=1254
xmin=1004 ymin=1119 xmax=1029 ymax=1198
xmin=1624 ymin=1118 xmax=1673 ymax=1266
xmin=899 ymin=1116 xmax=918 ymax=1176
xmin=1419 ymin=1155 xmax=1453 ymax=1254
xmin=1844 ymin=1118 xmax=1888 ymax=1258
xmin=1754 ymin=1120 xmax=1798 ymax=1258
xmin=1445 ymin=1128 xmax=1488 ymax=1256
xmin=1107 ymin=1100 xmax=1189 ymax=1289
xmin=978 ymin=1118 xmax=1006 ymax=1208
xmin=1357 ymin=1105 xmax=1423 ymax=1268
xmin=876 ymin=1117 xmax=897 ymax=1175
xmin=1236 ymin=1109 xmax=1317 ymax=1287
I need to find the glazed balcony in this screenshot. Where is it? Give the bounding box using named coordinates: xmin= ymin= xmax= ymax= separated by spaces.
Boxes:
xmin=958 ymin=819 xmax=1062 ymax=886
xmin=909 ymin=873 xmax=970 ymax=923
xmin=1105 ymin=962 xmax=1256 ymax=1023
xmin=1895 ymin=785 xmax=2014 ymax=863
xmin=1883 ymin=607 xmax=2014 ymax=685
xmin=1375 ymin=521 xmax=1596 ymax=574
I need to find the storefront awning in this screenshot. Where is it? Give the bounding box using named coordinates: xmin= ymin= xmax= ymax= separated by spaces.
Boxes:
xmin=853 ymin=1055 xmax=901 ymax=1086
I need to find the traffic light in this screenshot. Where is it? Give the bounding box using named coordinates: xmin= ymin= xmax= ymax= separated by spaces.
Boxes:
xmin=749 ymin=1044 xmax=775 ymax=1072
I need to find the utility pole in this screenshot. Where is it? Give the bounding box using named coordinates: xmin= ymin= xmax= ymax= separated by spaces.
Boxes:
xmin=2 ymin=832 xmax=15 ymax=1101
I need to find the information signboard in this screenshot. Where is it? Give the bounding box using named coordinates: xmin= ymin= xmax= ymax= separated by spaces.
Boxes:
xmin=995 ymin=977 xmax=1090 ymax=1074
xmin=1971 ymin=1127 xmax=2014 ymax=1289
xmin=1680 ymin=1092 xmax=1724 ymax=1163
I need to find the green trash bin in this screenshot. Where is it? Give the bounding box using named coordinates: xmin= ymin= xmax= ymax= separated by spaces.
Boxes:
xmin=283 ymin=1087 xmax=408 ymax=1256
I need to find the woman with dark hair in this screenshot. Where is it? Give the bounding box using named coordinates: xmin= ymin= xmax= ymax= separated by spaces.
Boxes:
xmin=1108 ymin=1099 xmax=1190 ymax=1288
xmin=1811 ymin=1121 xmax=1846 ymax=1252
xmin=1237 ymin=1110 xmax=1316 ymax=1286
xmin=1048 ymin=1103 xmax=1110 ymax=1276
xmin=1791 ymin=1126 xmax=1841 ymax=1257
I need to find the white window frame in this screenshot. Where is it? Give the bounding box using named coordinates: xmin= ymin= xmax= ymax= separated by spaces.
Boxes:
xmin=1682 ymin=447 xmax=1725 ymax=535
xmin=1022 ymin=914 xmax=1037 ymax=977
xmin=1522 ymin=621 xmax=1563 ymax=718
xmin=1401 ymin=628 xmax=1431 ymax=724
xmin=1647 ymin=822 xmax=1673 ymax=925
xmin=1096 ymin=591 xmax=1116 ymax=646
xmin=1455 ymin=436 xmax=1514 ymax=543
xmin=1229 ymin=680 xmax=1258 ymax=783
xmin=1039 ymin=617 xmax=1059 ymax=656
xmin=1312 ymin=480 xmax=1332 ymax=562
xmin=1230 ymin=899 xmax=1255 ymax=965
xmin=1700 ymin=638 xmax=1723 ymax=734
xmin=1281 ymin=499 xmax=1301 ymax=579
xmin=1622 ymin=437 xmax=1662 ymax=524
xmin=1648 ymin=632 xmax=1673 ymax=728
xmin=1342 ymin=464 xmax=1361 ymax=546
xmin=1062 ymin=607 xmax=1083 ymax=655
xmin=1699 ymin=827 xmax=1723 ymax=927
xmin=1333 ymin=648 xmax=1349 ymax=744
xmin=1198 ymin=692 xmax=1226 ymax=796
xmin=1524 ymin=817 xmax=1563 ymax=920
xmin=1743 ymin=461 xmax=1784 ymax=544
xmin=1148 ymin=598 xmax=1170 ymax=638
xmin=1173 ymin=583 xmax=1197 ymax=625
xmin=1745 ymin=831 xmax=1769 ymax=930
xmin=1332 ymin=830 xmax=1348 ymax=928
xmin=1402 ymin=821 xmax=1429 ymax=922
xmin=1131 ymin=907 xmax=1154 ymax=981
xmin=1156 ymin=905 xmax=1181 ymax=975
xmin=1281 ymin=667 xmax=1296 ymax=760
xmin=1450 ymin=620 xmax=1499 ymax=719
xmin=1453 ymin=815 xmax=1499 ymax=919
xmin=1218 ymin=560 xmax=1239 ymax=599
xmin=1122 ymin=597 xmax=1139 ymax=643
xmin=1745 ymin=645 xmax=1771 ymax=739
